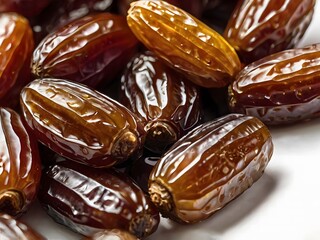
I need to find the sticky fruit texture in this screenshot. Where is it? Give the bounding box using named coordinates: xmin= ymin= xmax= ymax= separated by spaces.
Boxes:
xmin=0 ymin=13 xmax=34 ymax=109
xmin=127 ymin=0 xmax=241 ymax=88
xmin=0 ymin=0 xmax=51 ymax=18
xmin=0 ymin=214 xmax=46 ymax=240
xmin=229 ymin=44 xmax=320 ymax=125
xmin=20 ymin=78 xmax=145 ymax=168
xmin=120 ymin=51 xmax=202 ymax=154
xmin=32 ymin=13 xmax=139 ymax=88
xmin=0 ymin=108 xmax=41 ymax=216
xmin=83 ymin=229 xmax=138 ymax=240
xmin=38 ymin=161 xmax=160 ymax=238
xmin=223 ymin=0 xmax=316 ymax=64
xmin=149 ymin=113 xmax=273 ymax=223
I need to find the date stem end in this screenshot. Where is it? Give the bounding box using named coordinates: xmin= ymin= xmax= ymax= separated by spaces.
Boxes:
xmin=0 ymin=190 xmax=24 ymax=216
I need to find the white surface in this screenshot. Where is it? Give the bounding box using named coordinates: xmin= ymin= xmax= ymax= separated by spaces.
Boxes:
xmin=22 ymin=2 xmax=320 ymax=240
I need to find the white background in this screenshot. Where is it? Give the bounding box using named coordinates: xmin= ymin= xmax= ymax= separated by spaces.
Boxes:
xmin=22 ymin=1 xmax=320 ymax=239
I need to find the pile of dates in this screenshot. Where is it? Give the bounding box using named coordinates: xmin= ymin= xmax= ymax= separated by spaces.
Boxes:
xmin=0 ymin=0 xmax=318 ymax=238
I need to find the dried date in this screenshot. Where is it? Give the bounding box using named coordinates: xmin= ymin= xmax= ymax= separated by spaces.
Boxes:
xmin=0 ymin=0 xmax=51 ymax=17
xmin=20 ymin=78 xmax=145 ymax=168
xmin=149 ymin=113 xmax=273 ymax=223
xmin=127 ymin=0 xmax=241 ymax=88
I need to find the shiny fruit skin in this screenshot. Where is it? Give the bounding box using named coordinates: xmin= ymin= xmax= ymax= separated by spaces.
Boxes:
xmin=120 ymin=51 xmax=202 ymax=154
xmin=229 ymin=44 xmax=320 ymax=125
xmin=0 ymin=214 xmax=46 ymax=240
xmin=83 ymin=229 xmax=138 ymax=240
xmin=149 ymin=113 xmax=273 ymax=223
xmin=127 ymin=0 xmax=241 ymax=88
xmin=38 ymin=161 xmax=160 ymax=238
xmin=20 ymin=78 xmax=145 ymax=168
xmin=0 ymin=0 xmax=51 ymax=17
xmin=32 ymin=13 xmax=139 ymax=88
xmin=224 ymin=0 xmax=315 ymax=63
xmin=0 ymin=13 xmax=34 ymax=108
xmin=0 ymin=108 xmax=41 ymax=216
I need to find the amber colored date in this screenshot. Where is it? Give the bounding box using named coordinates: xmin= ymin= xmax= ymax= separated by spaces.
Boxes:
xmin=224 ymin=0 xmax=315 ymax=63
xmin=127 ymin=1 xmax=241 ymax=88
xmin=0 ymin=214 xmax=46 ymax=240
xmin=0 ymin=108 xmax=41 ymax=216
xmin=20 ymin=78 xmax=145 ymax=168
xmin=229 ymin=44 xmax=320 ymax=125
xmin=83 ymin=229 xmax=138 ymax=240
xmin=149 ymin=113 xmax=273 ymax=223
xmin=32 ymin=13 xmax=139 ymax=88
xmin=0 ymin=0 xmax=51 ymax=17
xmin=120 ymin=51 xmax=202 ymax=154
xmin=0 ymin=13 xmax=34 ymax=108
xmin=38 ymin=161 xmax=160 ymax=238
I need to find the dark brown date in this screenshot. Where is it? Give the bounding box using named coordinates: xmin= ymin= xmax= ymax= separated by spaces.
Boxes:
xmin=0 ymin=108 xmax=41 ymax=216
xmin=32 ymin=13 xmax=139 ymax=88
xmin=20 ymin=78 xmax=145 ymax=168
xmin=0 ymin=0 xmax=51 ymax=17
xmin=83 ymin=229 xmax=138 ymax=240
xmin=149 ymin=113 xmax=273 ymax=223
xmin=120 ymin=51 xmax=202 ymax=154
xmin=38 ymin=161 xmax=160 ymax=238
xmin=229 ymin=44 xmax=320 ymax=125
xmin=0 ymin=13 xmax=34 ymax=108
xmin=224 ymin=0 xmax=315 ymax=63
xmin=0 ymin=214 xmax=46 ymax=240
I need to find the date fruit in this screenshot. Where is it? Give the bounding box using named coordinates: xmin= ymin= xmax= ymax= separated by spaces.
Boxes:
xmin=83 ymin=229 xmax=138 ymax=240
xmin=38 ymin=161 xmax=160 ymax=238
xmin=120 ymin=51 xmax=202 ymax=154
xmin=20 ymin=78 xmax=144 ymax=168
xmin=0 ymin=214 xmax=46 ymax=240
xmin=149 ymin=113 xmax=273 ymax=223
xmin=0 ymin=108 xmax=41 ymax=216
xmin=0 ymin=13 xmax=34 ymax=108
xmin=224 ymin=0 xmax=315 ymax=63
xmin=127 ymin=0 xmax=241 ymax=88
xmin=0 ymin=0 xmax=51 ymax=17
xmin=229 ymin=44 xmax=320 ymax=125
xmin=32 ymin=13 xmax=139 ymax=88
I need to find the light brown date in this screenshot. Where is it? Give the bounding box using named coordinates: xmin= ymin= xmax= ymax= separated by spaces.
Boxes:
xmin=229 ymin=44 xmax=320 ymax=125
xmin=149 ymin=113 xmax=273 ymax=223
xmin=20 ymin=78 xmax=145 ymax=168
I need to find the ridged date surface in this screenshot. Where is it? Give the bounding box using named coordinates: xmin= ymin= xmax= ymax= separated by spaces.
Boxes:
xmin=127 ymin=0 xmax=241 ymax=88
xmin=0 ymin=13 xmax=34 ymax=108
xmin=0 ymin=214 xmax=46 ymax=240
xmin=120 ymin=51 xmax=202 ymax=154
xmin=149 ymin=114 xmax=273 ymax=223
xmin=229 ymin=44 xmax=320 ymax=125
xmin=84 ymin=229 xmax=138 ymax=240
xmin=20 ymin=78 xmax=144 ymax=168
xmin=32 ymin=13 xmax=139 ymax=88
xmin=224 ymin=0 xmax=315 ymax=63
xmin=0 ymin=108 xmax=41 ymax=216
xmin=39 ymin=161 xmax=159 ymax=238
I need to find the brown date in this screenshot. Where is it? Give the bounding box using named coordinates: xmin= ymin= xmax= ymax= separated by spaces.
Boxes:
xmin=120 ymin=51 xmax=202 ymax=154
xmin=38 ymin=161 xmax=160 ymax=238
xmin=20 ymin=78 xmax=145 ymax=168
xmin=0 ymin=0 xmax=51 ymax=17
xmin=0 ymin=214 xmax=46 ymax=240
xmin=127 ymin=0 xmax=241 ymax=88
xmin=0 ymin=13 xmax=34 ymax=108
xmin=229 ymin=44 xmax=320 ymax=125
xmin=0 ymin=108 xmax=41 ymax=216
xmin=149 ymin=113 xmax=273 ymax=223
xmin=224 ymin=0 xmax=315 ymax=64
xmin=83 ymin=229 xmax=138 ymax=240
xmin=32 ymin=13 xmax=139 ymax=88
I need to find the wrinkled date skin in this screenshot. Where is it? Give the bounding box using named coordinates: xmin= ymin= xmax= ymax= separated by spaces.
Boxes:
xmin=0 ymin=0 xmax=51 ymax=18
xmin=149 ymin=114 xmax=273 ymax=223
xmin=32 ymin=13 xmax=139 ymax=88
xmin=0 ymin=108 xmax=41 ymax=216
xmin=0 ymin=214 xmax=46 ymax=240
xmin=120 ymin=51 xmax=202 ymax=154
xmin=83 ymin=229 xmax=138 ymax=240
xmin=224 ymin=0 xmax=315 ymax=64
xmin=38 ymin=161 xmax=160 ymax=238
xmin=0 ymin=13 xmax=34 ymax=108
xmin=127 ymin=1 xmax=241 ymax=88
xmin=229 ymin=44 xmax=320 ymax=125
xmin=20 ymin=78 xmax=145 ymax=168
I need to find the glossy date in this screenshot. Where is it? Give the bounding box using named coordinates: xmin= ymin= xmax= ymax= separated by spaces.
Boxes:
xmin=149 ymin=113 xmax=273 ymax=223
xmin=229 ymin=44 xmax=320 ymax=125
